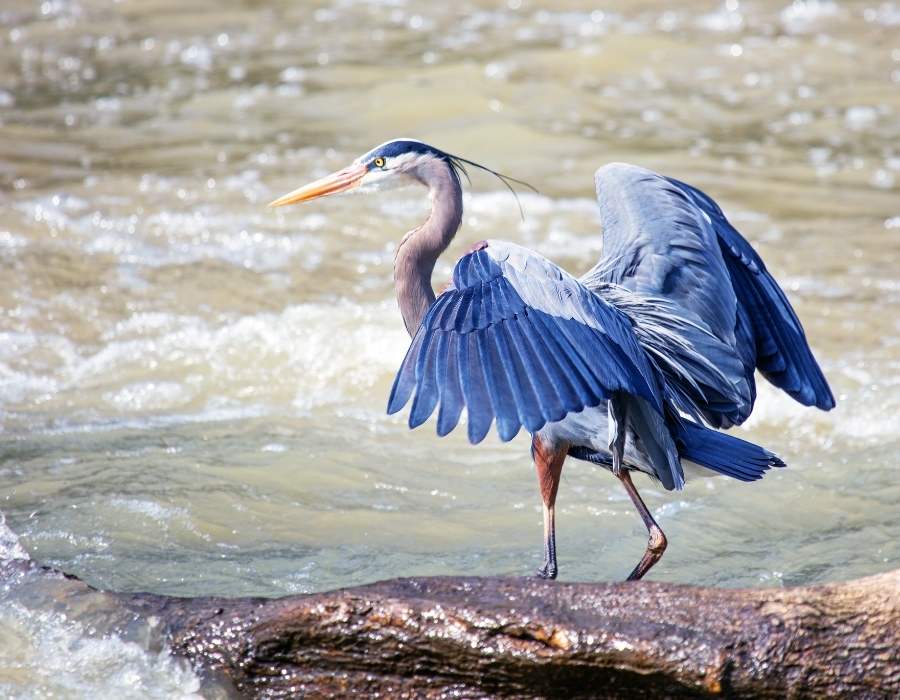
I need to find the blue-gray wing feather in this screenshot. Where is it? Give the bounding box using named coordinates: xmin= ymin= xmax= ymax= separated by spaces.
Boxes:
xmin=664 ymin=175 xmax=835 ymax=411
xmin=388 ymin=245 xmax=663 ymax=443
xmin=587 ymin=163 xmax=834 ymax=425
xmin=588 ymin=164 xmax=737 ymax=343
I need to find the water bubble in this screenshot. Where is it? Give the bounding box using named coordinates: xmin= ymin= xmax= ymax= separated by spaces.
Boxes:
xmin=179 ymin=44 xmax=212 ymax=71
xmin=279 ymin=67 xmax=306 ymax=83
xmin=484 ymin=62 xmax=509 ymax=80
xmin=871 ymin=169 xmax=895 ymax=189
xmin=845 ymin=106 xmax=877 ymax=130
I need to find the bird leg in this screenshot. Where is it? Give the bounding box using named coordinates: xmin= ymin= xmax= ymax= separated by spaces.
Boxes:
xmin=608 ymin=394 xmax=629 ymax=477
xmin=532 ymin=437 xmax=567 ymax=580
xmin=617 ymin=469 xmax=667 ymax=581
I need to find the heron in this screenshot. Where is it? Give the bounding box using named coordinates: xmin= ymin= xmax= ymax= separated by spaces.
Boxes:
xmin=269 ymin=138 xmax=834 ymax=581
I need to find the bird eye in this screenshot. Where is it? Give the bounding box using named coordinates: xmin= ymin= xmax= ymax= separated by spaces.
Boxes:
xmin=373 ymin=157 xmax=386 ymax=169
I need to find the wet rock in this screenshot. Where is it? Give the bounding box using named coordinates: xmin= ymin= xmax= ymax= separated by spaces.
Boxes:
xmin=2 ymin=559 xmax=897 ymax=698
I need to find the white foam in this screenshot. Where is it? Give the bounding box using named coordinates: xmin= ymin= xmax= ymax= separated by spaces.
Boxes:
xmin=103 ymin=381 xmax=193 ymax=412
xmin=741 ymin=370 xmax=900 ymax=447
xmin=0 ymin=511 xmax=201 ymax=696
xmin=779 ymin=0 xmax=842 ymax=34
xmin=0 ymin=299 xmax=410 ymax=428
xmin=0 ymin=603 xmax=202 ymax=699
xmin=109 ymin=498 xmax=189 ymax=525
xmin=15 ymin=195 xmax=325 ymax=273
xmin=0 ymin=513 xmax=29 ymax=561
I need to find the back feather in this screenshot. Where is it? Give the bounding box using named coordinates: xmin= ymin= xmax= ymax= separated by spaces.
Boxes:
xmin=589 ymin=282 xmax=751 ymax=428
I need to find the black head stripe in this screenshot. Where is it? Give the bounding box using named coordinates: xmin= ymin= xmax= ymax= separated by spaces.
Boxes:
xmin=361 ymin=139 xmax=538 ymax=220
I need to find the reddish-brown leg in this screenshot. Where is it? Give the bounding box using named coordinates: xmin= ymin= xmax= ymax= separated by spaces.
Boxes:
xmin=617 ymin=469 xmax=668 ymax=581
xmin=532 ymin=437 xmax=567 ymax=580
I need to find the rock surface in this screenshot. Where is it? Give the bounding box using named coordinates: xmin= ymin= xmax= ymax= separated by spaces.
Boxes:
xmin=3 ymin=559 xmax=898 ymax=698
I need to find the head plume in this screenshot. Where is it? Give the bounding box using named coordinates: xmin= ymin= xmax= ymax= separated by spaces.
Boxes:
xmin=360 ymin=138 xmax=538 ymax=220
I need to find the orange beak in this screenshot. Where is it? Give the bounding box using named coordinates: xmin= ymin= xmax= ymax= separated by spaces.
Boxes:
xmin=267 ymin=163 xmax=368 ymax=207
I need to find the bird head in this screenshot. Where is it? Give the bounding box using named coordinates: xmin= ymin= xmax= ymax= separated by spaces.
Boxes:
xmin=268 ymin=138 xmax=534 ymax=211
xmin=268 ymin=139 xmax=454 ymax=207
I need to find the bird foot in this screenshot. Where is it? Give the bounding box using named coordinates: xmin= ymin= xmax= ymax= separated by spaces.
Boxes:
xmin=625 ymin=526 xmax=668 ymax=581
xmin=535 ymin=563 xmax=557 ymax=580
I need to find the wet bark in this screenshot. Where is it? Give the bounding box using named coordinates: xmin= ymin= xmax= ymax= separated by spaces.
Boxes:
xmin=3 ymin=559 xmax=898 ymax=699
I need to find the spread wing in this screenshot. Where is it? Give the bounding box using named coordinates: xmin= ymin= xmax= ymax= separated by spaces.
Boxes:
xmin=586 ymin=163 xmax=738 ymax=344
xmin=664 ymin=175 xmax=835 ymax=411
xmin=586 ymin=163 xmax=834 ymax=423
xmin=387 ymin=241 xmax=664 ymax=444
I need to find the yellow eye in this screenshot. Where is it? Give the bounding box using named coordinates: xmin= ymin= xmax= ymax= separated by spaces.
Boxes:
xmin=373 ymin=157 xmax=386 ymax=168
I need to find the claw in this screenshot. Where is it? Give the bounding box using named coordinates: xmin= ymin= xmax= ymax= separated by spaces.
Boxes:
xmin=535 ymin=564 xmax=557 ymax=580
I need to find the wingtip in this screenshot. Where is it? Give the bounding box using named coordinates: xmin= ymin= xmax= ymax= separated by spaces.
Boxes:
xmin=496 ymin=418 xmax=522 ymax=443
xmin=385 ymin=384 xmax=408 ymax=416
xmin=817 ymin=389 xmax=837 ymax=411
xmin=385 ymin=392 xmax=403 ymax=416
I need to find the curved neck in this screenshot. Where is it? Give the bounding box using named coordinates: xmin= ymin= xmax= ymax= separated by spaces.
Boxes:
xmin=394 ymin=158 xmax=463 ymax=335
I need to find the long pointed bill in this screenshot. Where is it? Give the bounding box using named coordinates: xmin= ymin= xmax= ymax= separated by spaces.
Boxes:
xmin=268 ymin=163 xmax=368 ymax=207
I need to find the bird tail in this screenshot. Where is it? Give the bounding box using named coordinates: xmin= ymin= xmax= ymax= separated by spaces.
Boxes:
xmin=675 ymin=420 xmax=785 ymax=482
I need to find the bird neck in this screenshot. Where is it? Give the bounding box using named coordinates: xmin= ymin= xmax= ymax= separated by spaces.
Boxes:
xmin=394 ymin=159 xmax=463 ymax=336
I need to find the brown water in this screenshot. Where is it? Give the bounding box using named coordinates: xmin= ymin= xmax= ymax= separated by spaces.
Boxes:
xmin=0 ymin=0 xmax=898 ymax=695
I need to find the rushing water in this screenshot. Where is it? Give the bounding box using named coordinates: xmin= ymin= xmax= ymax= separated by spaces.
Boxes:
xmin=1 ymin=0 xmax=898 ymax=695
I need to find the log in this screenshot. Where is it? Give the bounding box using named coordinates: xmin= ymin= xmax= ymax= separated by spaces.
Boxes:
xmin=2 ymin=558 xmax=897 ymax=698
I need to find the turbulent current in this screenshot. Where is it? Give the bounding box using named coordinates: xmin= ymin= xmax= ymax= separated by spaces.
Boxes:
xmin=0 ymin=0 xmax=898 ymax=696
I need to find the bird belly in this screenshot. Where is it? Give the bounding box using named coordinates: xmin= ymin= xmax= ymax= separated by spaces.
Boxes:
xmin=535 ymin=404 xmax=657 ymax=478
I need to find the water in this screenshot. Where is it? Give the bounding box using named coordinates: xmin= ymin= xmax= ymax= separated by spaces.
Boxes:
xmin=1 ymin=0 xmax=898 ymax=695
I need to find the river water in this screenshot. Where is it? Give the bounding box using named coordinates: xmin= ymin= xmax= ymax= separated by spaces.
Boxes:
xmin=1 ymin=0 xmax=898 ymax=696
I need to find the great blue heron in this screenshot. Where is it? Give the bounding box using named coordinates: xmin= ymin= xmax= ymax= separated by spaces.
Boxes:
xmin=269 ymin=138 xmax=834 ymax=581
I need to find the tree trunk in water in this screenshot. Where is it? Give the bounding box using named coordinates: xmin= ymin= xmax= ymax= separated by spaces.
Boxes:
xmin=3 ymin=559 xmax=898 ymax=698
